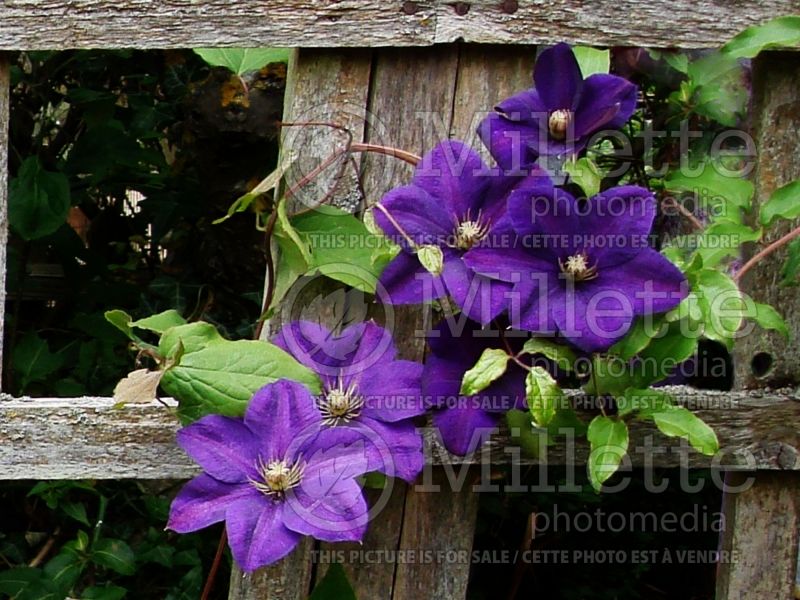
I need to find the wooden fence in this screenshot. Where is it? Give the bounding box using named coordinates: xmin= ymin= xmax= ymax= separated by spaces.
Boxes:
xmin=1 ymin=2 xmax=800 ymax=599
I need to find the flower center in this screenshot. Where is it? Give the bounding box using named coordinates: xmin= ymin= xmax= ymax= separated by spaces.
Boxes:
xmin=548 ymin=109 xmax=573 ymax=140
xmin=251 ymin=457 xmax=305 ymax=498
xmin=320 ymin=378 xmax=364 ymax=426
xmin=559 ymin=251 xmax=598 ymax=282
xmin=453 ymin=210 xmax=490 ymax=250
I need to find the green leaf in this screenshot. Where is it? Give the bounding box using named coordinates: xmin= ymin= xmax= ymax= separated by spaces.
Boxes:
xmin=292 ymin=205 xmax=396 ymax=293
xmin=12 ymin=332 xmax=66 ymax=393
xmin=158 ymin=322 xmax=322 ymax=421
xmin=525 ymin=366 xmax=564 ymax=428
xmin=686 ymin=52 xmax=746 ymax=126
xmin=752 ymin=302 xmax=790 ymax=340
xmin=9 ymin=156 xmax=71 ymax=240
xmin=308 ymin=563 xmax=357 ymax=600
xmin=563 ymin=156 xmax=603 ymax=198
xmin=0 ymin=568 xmax=58 ymax=597
xmin=691 ymin=221 xmax=761 ymax=268
xmin=460 ymin=348 xmax=510 ymax=396
xmin=506 ymin=409 xmax=551 ymax=457
xmin=91 ymin=538 xmax=136 ymax=575
xmin=665 ymin=161 xmax=754 ymax=212
xmin=104 ymin=309 xmax=148 ymax=345
xmin=61 ymin=501 xmax=91 ymax=526
xmin=608 ymin=317 xmax=663 ymax=360
xmin=573 ymin=46 xmax=610 ymax=76
xmin=193 ymin=48 xmax=291 ymax=75
xmin=781 ymin=237 xmax=800 ymax=286
xmin=129 ymin=309 xmax=187 ymax=334
xmin=652 ymin=407 xmax=719 ymax=455
xmin=616 ymin=387 xmax=674 ymax=417
xmin=44 ymin=552 xmax=83 ymax=592
xmin=722 ymin=15 xmax=800 ymax=59
xmin=695 ymin=269 xmax=747 ymax=348
xmin=759 ymin=179 xmax=800 ymax=226
xmin=521 ymin=338 xmax=577 ymax=371
xmin=417 ymin=244 xmax=444 ymax=275
xmin=82 ymin=585 xmax=128 ymax=600
xmin=587 ymin=416 xmax=629 ymax=492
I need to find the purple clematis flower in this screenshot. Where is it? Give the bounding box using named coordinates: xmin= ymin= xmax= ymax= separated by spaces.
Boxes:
xmin=167 ymin=380 xmax=369 ymax=572
xmin=374 ymin=140 xmax=550 ymax=325
xmin=422 ymin=319 xmax=526 ymax=456
xmin=273 ymin=320 xmax=426 ymax=482
xmin=477 ymin=43 xmax=637 ymax=167
xmin=464 ymin=184 xmax=688 ymax=353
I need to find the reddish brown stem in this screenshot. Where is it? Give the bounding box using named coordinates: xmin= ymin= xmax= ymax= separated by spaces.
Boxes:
xmin=351 ymin=142 xmax=420 ymax=166
xmin=734 ymin=223 xmax=800 ymax=284
xmin=662 ymin=197 xmax=704 ymax=231
xmin=200 ymin=526 xmax=227 ymax=600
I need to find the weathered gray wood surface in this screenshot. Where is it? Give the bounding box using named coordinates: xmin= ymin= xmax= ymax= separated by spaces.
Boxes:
xmin=715 ymin=472 xmax=800 ymax=599
xmin=2 ymin=386 xmax=798 ymax=480
xmin=734 ymin=51 xmax=800 ymax=390
xmin=0 ymin=58 xmax=9 ymax=386
xmin=0 ymin=1 xmax=798 ymax=50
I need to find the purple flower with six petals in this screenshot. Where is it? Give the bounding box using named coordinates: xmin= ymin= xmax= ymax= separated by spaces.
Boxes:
xmin=273 ymin=320 xmax=426 ymax=482
xmin=478 ymin=43 xmax=637 ymax=168
xmin=167 ymin=380 xmax=370 ymax=572
xmin=374 ymin=140 xmax=549 ymax=324
xmin=464 ymin=184 xmax=688 ymax=352
xmin=422 ymin=319 xmax=526 ymax=455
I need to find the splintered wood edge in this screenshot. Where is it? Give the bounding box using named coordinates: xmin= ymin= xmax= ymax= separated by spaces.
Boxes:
xmin=1 ymin=386 xmax=798 ymax=479
xmin=0 ymin=1 xmax=797 ymax=50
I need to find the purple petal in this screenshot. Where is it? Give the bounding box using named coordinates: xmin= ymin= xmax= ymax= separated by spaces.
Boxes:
xmin=433 ymin=405 xmax=500 ymax=456
xmin=496 ymin=87 xmax=547 ymax=120
xmin=283 ymin=437 xmax=370 ymax=541
xmin=272 ymin=320 xmax=349 ymax=374
xmin=463 ymin=244 xmax=550 ymax=284
xmin=374 ymin=185 xmax=452 ymax=248
xmin=339 ymin=321 xmax=397 ymax=380
xmin=508 ymin=185 xmax=579 ymax=256
xmin=167 ymin=475 xmax=254 ymax=533
xmin=422 ymin=352 xmax=465 ymax=408
xmin=225 ymin=495 xmax=301 ymax=572
xmin=602 ymin=249 xmax=688 ymax=314
xmin=245 ymin=380 xmax=322 ymax=460
xmin=508 ymin=273 xmax=560 ymax=334
xmin=412 ymin=140 xmax=491 ymax=218
xmin=582 ymin=186 xmax=657 ymax=267
xmin=378 ymin=251 xmax=446 ymax=305
xmin=477 ymin=112 xmax=540 ymax=172
xmin=551 ymin=283 xmax=635 ymax=353
xmin=357 ymin=360 xmax=425 ymax=422
xmin=176 ymin=415 xmax=259 ymax=483
xmin=441 ymin=256 xmax=512 ymax=324
xmin=534 ymin=43 xmax=583 ymax=110
xmin=575 ymin=73 xmax=638 ymax=135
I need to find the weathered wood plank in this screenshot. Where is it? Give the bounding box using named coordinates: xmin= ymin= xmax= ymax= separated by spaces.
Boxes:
xmin=734 ymin=51 xmax=800 ymax=390
xmin=227 ymin=538 xmax=315 ymax=600
xmin=715 ymin=472 xmax=800 ymax=600
xmin=0 ymin=1 xmax=797 ymax=50
xmin=1 ymin=386 xmax=798 ymax=480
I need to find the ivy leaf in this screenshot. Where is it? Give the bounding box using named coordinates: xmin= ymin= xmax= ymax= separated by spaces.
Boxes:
xmin=91 ymin=538 xmax=136 ymax=575
xmin=158 ymin=322 xmax=322 ymax=422
xmin=587 ymin=416 xmax=629 ymax=492
xmin=651 ymin=407 xmax=719 ymax=455
xmin=309 ymin=563 xmax=357 ymax=600
xmin=521 ymin=338 xmax=577 ymax=371
xmin=129 ymin=310 xmax=187 ymax=334
xmin=525 ymin=366 xmax=564 ymax=428
xmin=9 ymin=156 xmax=71 ymax=241
xmin=691 ymin=221 xmax=761 ymax=268
xmin=193 ymin=48 xmax=291 ymax=75
xmin=573 ymin=46 xmax=610 ymax=76
xmin=460 ymin=348 xmax=510 ymax=396
xmin=722 ymin=15 xmax=800 ymax=59
xmin=563 ymin=156 xmax=603 ymax=198
xmin=752 ymin=302 xmax=790 ymax=340
xmin=686 ymin=52 xmax=747 ymax=126
xmin=12 ymin=332 xmax=66 ymax=393
xmin=759 ymin=179 xmax=800 ymax=226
